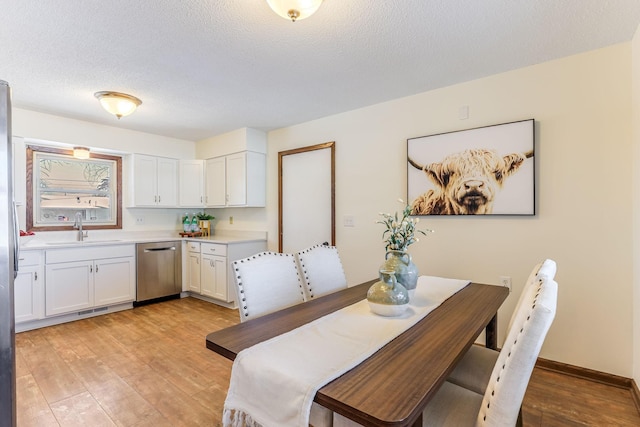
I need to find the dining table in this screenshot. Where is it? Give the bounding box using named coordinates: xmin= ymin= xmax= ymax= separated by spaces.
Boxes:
xmin=206 ymin=279 xmax=509 ymax=427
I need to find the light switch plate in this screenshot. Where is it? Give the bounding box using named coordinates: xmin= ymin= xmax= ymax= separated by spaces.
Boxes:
xmin=343 ymin=215 xmax=355 ymax=227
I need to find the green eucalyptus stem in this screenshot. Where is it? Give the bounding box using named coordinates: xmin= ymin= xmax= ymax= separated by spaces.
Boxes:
xmin=377 ymin=201 xmax=433 ymax=252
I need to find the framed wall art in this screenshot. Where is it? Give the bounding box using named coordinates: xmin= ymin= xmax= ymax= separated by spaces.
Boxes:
xmin=407 ymin=119 xmax=535 ymax=216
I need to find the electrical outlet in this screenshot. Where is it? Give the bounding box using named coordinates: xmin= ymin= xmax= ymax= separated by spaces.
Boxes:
xmin=135 ymin=216 xmax=144 ymax=225
xmin=500 ymin=276 xmax=512 ymax=292
xmin=459 ymin=105 xmax=469 ymax=120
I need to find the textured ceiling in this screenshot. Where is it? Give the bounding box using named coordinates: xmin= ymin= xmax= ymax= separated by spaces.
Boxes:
xmin=2 ymin=0 xmax=640 ymax=141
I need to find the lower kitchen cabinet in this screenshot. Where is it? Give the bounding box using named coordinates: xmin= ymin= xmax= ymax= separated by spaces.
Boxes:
xmin=201 ymin=253 xmax=226 ymax=300
xmin=94 ymin=257 xmax=136 ymax=306
xmin=45 ymin=245 xmax=135 ymax=317
xmin=45 ymin=260 xmax=93 ymax=316
xmin=14 ymin=250 xmax=44 ymax=324
xmin=185 ymin=239 xmax=266 ymax=305
xmin=187 ymin=242 xmax=229 ymax=301
xmin=187 ymin=243 xmax=202 ymax=293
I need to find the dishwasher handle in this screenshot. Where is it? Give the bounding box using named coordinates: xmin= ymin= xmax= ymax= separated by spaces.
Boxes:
xmin=143 ymin=246 xmax=177 ymax=253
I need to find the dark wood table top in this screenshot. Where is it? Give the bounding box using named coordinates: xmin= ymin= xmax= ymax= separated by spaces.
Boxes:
xmin=206 ymin=280 xmax=508 ymax=427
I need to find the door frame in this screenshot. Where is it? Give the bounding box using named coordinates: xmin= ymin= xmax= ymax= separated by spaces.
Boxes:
xmin=278 ymin=141 xmax=335 ymax=252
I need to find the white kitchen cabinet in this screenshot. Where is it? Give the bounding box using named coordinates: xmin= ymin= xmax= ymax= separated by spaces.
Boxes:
xmin=132 ymin=154 xmax=178 ymax=207
xmin=45 ymin=245 xmax=135 ymax=317
xmin=14 ymin=251 xmax=44 ymax=324
xmin=179 ymin=160 xmax=205 ymax=207
xmin=205 ymin=156 xmax=226 ymax=207
xmin=187 ymin=242 xmax=230 ymax=302
xmin=205 ymin=151 xmax=265 ymax=207
xmin=187 ymin=243 xmax=202 ymax=293
xmin=45 ymin=260 xmax=93 ymax=316
xmin=185 ymin=239 xmax=266 ymax=306
xmin=94 ymin=257 xmax=136 ymax=307
xmin=200 ymin=244 xmax=228 ymax=300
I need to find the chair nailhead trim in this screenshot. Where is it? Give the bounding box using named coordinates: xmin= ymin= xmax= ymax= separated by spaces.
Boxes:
xmin=481 ymin=280 xmax=544 ymax=421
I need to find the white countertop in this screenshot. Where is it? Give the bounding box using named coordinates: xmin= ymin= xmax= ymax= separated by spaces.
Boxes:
xmin=20 ymin=229 xmax=267 ymax=250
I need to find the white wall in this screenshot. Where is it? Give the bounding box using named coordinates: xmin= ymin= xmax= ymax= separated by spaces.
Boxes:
xmin=632 ymin=25 xmax=640 ymax=385
xmin=11 ymin=43 xmax=637 ymax=377
xmin=13 ymin=109 xmax=196 ymax=232
xmin=195 ymin=128 xmax=268 ymax=234
xmin=258 ymin=44 xmax=633 ymax=376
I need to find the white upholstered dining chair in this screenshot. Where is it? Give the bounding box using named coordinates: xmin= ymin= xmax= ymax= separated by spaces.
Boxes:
xmin=447 ymin=259 xmax=557 ymax=395
xmin=296 ymin=244 xmax=348 ymax=300
xmin=231 ymin=251 xmax=334 ymax=426
xmin=334 ymin=275 xmax=558 ymax=427
xmin=231 ymin=251 xmax=306 ymax=322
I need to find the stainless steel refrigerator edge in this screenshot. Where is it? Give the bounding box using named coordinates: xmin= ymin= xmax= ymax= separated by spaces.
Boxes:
xmin=0 ymin=80 xmax=17 ymax=427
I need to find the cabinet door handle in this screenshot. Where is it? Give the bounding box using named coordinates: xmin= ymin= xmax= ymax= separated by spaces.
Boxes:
xmin=158 ymin=195 xmax=161 ymax=203
xmin=90 ymin=265 xmax=93 ymax=273
xmin=196 ymin=258 xmax=199 ymax=265
xmin=96 ymin=265 xmax=99 ymax=273
xmin=210 ymin=260 xmax=214 ymax=267
xmin=34 ymin=272 xmax=37 ymax=281
xmin=200 ymin=196 xmax=203 ymax=203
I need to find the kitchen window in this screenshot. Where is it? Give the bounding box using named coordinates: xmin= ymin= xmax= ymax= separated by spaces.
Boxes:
xmin=26 ymin=145 xmax=122 ymax=231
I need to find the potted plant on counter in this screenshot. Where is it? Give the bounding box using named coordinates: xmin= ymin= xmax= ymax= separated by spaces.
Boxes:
xmin=196 ymin=212 xmax=215 ymax=236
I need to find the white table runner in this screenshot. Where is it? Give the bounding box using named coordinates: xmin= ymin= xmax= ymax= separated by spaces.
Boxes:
xmin=222 ymin=276 xmax=470 ymax=427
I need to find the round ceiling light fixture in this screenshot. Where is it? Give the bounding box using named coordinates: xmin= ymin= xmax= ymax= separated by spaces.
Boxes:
xmin=94 ymin=91 xmax=142 ymax=119
xmin=266 ymin=0 xmax=323 ymax=22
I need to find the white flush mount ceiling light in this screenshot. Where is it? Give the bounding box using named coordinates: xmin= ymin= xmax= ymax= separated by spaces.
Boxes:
xmin=73 ymin=146 xmax=90 ymax=159
xmin=94 ymin=91 xmax=142 ymax=119
xmin=266 ymin=0 xmax=323 ymax=22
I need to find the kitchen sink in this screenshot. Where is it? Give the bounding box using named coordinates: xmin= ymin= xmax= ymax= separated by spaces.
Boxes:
xmin=45 ymin=239 xmax=123 ymax=245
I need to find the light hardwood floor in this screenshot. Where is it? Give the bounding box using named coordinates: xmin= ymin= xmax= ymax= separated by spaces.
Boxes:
xmin=15 ymin=297 xmax=640 ymax=426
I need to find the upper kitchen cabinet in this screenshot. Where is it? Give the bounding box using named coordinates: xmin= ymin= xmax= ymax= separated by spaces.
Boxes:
xmin=179 ymin=159 xmax=205 ymax=207
xmin=131 ymin=154 xmax=178 ymax=207
xmin=205 ymin=156 xmax=226 ymax=206
xmin=199 ymin=127 xmax=267 ymax=208
xmin=205 ymin=152 xmax=266 ymax=207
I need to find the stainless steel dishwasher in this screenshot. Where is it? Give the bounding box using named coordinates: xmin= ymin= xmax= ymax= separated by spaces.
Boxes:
xmin=135 ymin=241 xmax=182 ymax=304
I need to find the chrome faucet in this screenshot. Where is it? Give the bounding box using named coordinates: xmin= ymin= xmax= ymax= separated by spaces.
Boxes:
xmin=74 ymin=212 xmax=88 ymax=241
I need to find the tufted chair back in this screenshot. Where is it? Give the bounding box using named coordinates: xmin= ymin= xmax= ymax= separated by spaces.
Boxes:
xmin=296 ymin=244 xmax=348 ymax=300
xmin=477 ymin=276 xmax=558 ymax=426
xmin=232 ymin=251 xmax=306 ymax=322
xmin=506 ymin=259 xmax=556 ymax=333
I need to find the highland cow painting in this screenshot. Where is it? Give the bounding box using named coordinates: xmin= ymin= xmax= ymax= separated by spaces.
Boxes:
xmin=407 ymin=119 xmax=535 ymax=216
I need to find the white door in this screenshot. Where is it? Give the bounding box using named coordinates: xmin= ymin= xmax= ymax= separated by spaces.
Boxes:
xmin=205 ymin=157 xmax=227 ymax=207
xmin=45 ymin=261 xmax=94 ymax=316
xmin=14 ymin=265 xmax=41 ymax=323
xmin=201 ymin=254 xmax=216 ymax=298
xmin=212 ymin=256 xmax=228 ymax=301
xmin=280 ymin=143 xmax=334 ymax=253
xmin=133 ymin=155 xmax=158 ymax=206
xmin=156 ymin=157 xmax=178 ymax=206
xmin=188 ymin=252 xmax=201 ymax=293
xmin=179 ymin=160 xmax=204 ymax=207
xmin=226 ymin=152 xmax=247 ymax=206
xmin=94 ymin=257 xmax=135 ymax=307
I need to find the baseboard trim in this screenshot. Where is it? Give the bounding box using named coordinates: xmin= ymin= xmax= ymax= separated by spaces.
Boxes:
xmin=631 ymin=378 xmax=640 ymax=415
xmin=535 ymin=357 xmax=640 ymax=414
